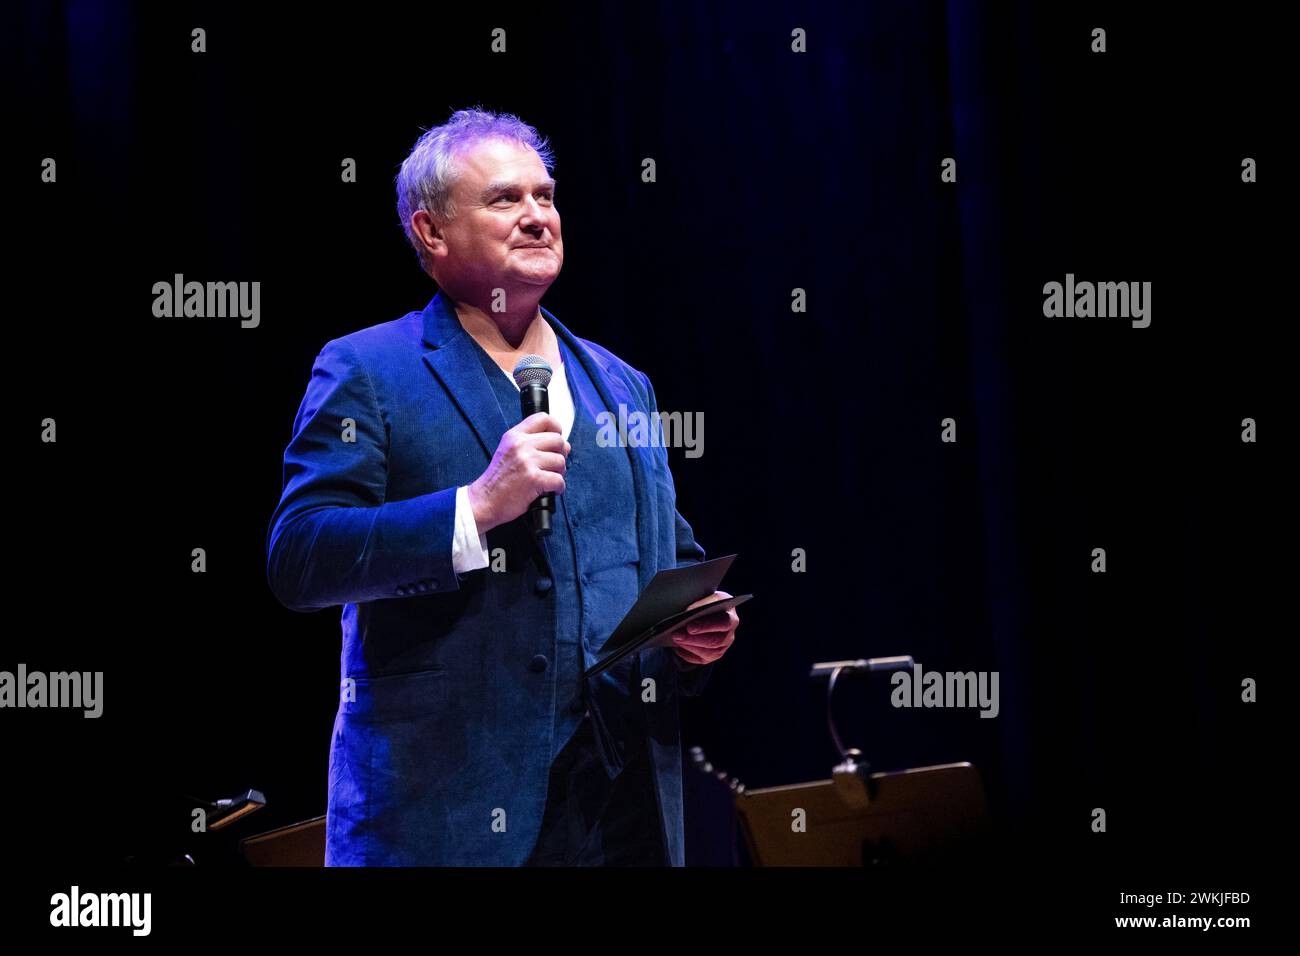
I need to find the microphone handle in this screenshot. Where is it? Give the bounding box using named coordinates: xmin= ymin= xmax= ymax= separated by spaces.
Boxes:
xmin=519 ymin=382 xmax=554 ymax=536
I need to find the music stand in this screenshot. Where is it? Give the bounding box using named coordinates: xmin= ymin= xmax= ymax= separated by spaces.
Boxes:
xmin=239 ymin=815 xmax=326 ymax=867
xmin=734 ymin=762 xmax=990 ymax=867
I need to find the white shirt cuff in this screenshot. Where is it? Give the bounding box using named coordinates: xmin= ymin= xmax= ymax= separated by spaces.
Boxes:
xmin=452 ymin=485 xmax=491 ymax=574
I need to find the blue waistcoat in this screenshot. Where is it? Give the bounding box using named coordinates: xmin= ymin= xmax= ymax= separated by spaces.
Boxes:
xmin=469 ymin=335 xmax=643 ymax=773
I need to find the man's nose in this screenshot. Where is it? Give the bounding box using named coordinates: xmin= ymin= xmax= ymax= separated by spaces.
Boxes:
xmin=519 ymin=194 xmax=551 ymax=226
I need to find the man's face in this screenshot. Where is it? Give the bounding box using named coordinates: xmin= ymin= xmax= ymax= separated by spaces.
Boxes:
xmin=431 ymin=137 xmax=564 ymax=293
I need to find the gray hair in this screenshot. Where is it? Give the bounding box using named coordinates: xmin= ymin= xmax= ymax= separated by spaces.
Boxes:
xmin=395 ymin=108 xmax=556 ymax=275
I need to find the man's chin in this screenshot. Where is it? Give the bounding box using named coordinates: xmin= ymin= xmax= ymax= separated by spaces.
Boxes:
xmin=509 ymin=266 xmax=562 ymax=287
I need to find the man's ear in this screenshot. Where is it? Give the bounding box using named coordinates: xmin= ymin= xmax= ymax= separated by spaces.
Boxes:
xmin=411 ymin=209 xmax=446 ymax=261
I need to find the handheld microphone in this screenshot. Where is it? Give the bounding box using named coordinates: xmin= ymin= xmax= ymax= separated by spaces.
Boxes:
xmin=512 ymin=354 xmax=555 ymax=537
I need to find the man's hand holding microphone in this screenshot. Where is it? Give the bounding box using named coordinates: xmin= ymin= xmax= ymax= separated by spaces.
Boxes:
xmin=466 ymin=412 xmax=569 ymax=535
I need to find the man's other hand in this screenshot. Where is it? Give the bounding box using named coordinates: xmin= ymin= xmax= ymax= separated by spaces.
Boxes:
xmin=668 ymin=590 xmax=739 ymax=665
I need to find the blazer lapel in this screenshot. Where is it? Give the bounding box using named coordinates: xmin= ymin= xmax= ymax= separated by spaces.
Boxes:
xmin=420 ymin=290 xmax=511 ymax=463
xmin=422 ymin=292 xmax=558 ymax=576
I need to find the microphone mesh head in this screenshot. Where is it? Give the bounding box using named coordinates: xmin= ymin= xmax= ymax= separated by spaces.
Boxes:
xmin=512 ymin=354 xmax=553 ymax=388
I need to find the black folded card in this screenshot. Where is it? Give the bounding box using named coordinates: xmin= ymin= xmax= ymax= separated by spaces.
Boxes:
xmin=582 ymin=554 xmax=753 ymax=680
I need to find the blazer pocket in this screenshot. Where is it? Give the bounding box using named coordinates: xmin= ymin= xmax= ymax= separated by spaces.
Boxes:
xmin=339 ymin=666 xmax=448 ymax=722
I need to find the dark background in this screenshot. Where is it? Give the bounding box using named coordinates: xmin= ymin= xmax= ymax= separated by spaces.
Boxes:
xmin=8 ymin=0 xmax=1278 ymax=912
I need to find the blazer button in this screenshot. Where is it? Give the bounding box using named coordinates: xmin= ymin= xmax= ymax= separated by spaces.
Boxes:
xmin=529 ymin=654 xmax=549 ymax=673
xmin=396 ymin=586 xmax=409 ymax=596
xmin=534 ymin=576 xmax=553 ymax=595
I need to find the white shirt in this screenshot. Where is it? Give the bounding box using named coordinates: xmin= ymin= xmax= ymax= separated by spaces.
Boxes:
xmin=452 ymin=361 xmax=573 ymax=574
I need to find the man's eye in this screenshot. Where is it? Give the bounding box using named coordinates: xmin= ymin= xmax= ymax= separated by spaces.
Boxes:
xmin=493 ymin=192 xmax=552 ymax=204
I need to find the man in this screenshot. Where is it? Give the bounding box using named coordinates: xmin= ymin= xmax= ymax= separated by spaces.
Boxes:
xmin=266 ymin=109 xmax=739 ymax=866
